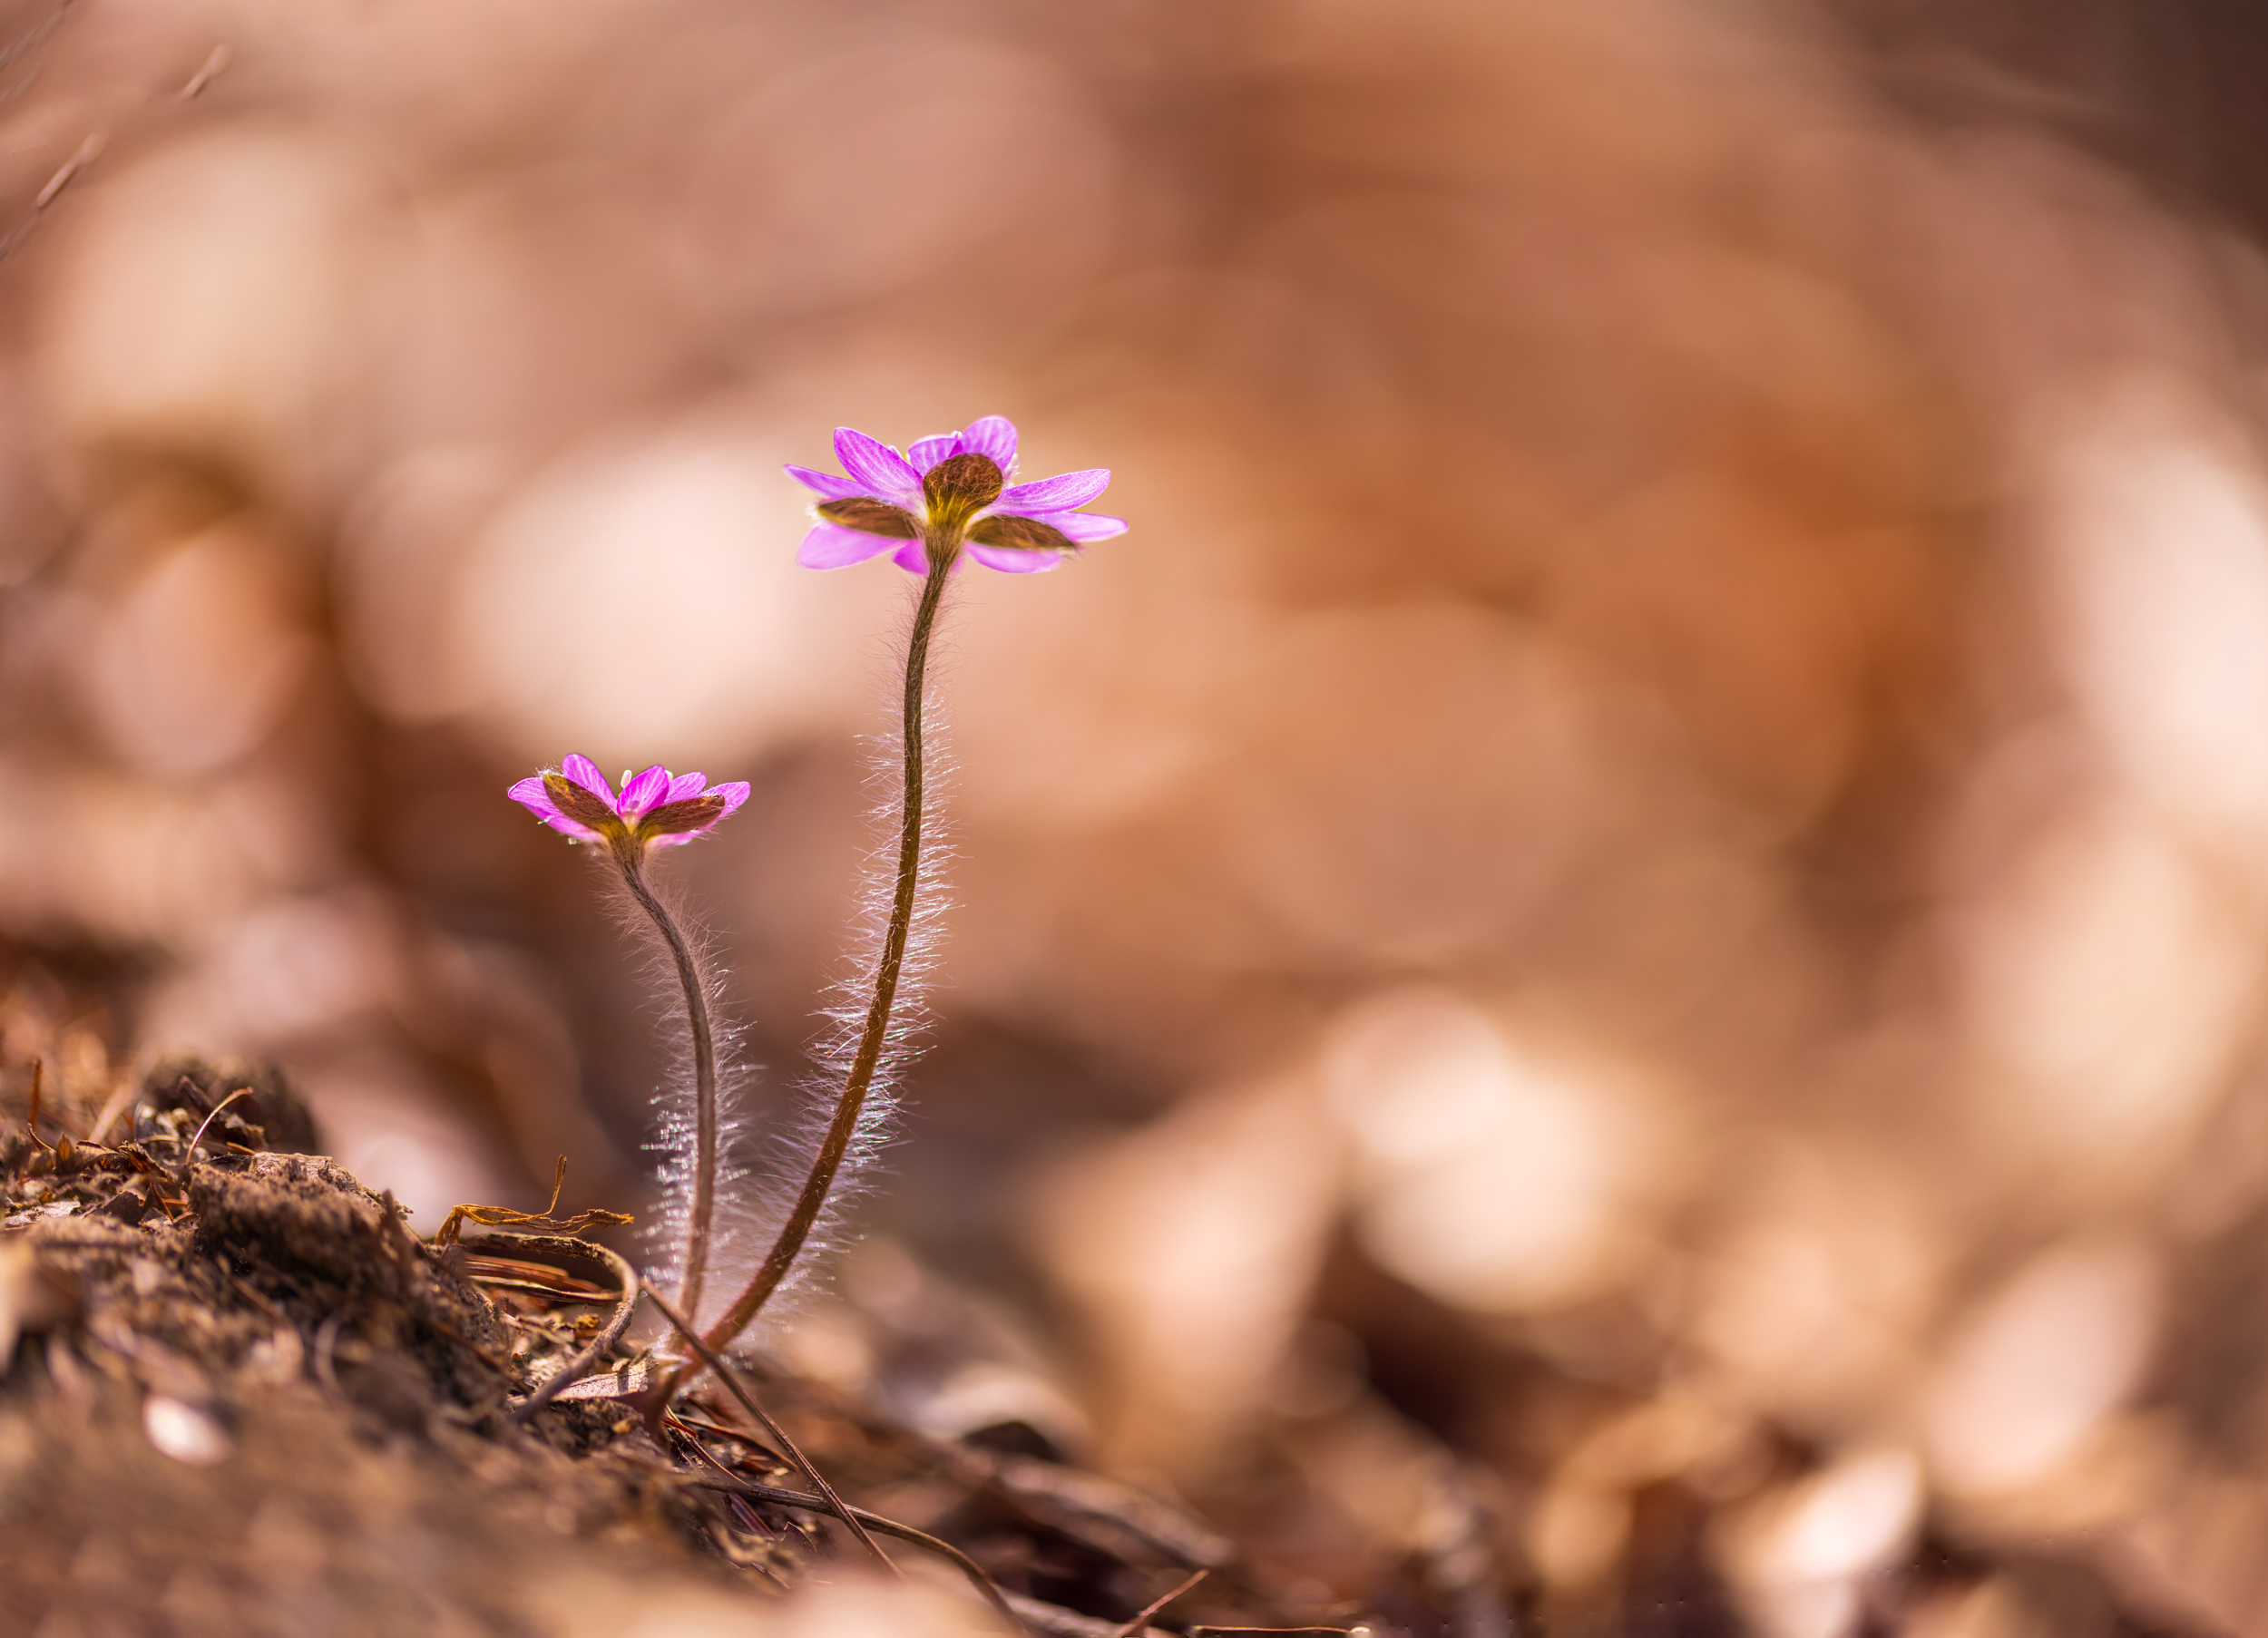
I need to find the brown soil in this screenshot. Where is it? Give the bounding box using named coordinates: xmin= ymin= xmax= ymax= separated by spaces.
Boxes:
xmin=0 ymin=1058 xmax=1373 ymax=1638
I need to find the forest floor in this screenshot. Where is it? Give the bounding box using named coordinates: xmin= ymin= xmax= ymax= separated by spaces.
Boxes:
xmin=0 ymin=1057 xmax=1406 ymax=1638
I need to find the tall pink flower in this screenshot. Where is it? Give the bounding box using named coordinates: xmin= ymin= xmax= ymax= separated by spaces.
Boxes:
xmin=788 ymin=414 xmax=1126 ymax=574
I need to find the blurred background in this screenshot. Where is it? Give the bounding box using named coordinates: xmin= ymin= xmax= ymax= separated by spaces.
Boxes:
xmin=5 ymin=0 xmax=2268 ymax=1631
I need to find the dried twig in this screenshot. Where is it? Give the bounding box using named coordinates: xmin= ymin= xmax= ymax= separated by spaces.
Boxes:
xmin=172 ymin=1088 xmax=253 ymax=1185
xmin=682 ymin=1471 xmax=1025 ymax=1633
xmin=434 ymin=1155 xmax=633 ymax=1246
xmin=459 ymin=1249 xmax=612 ymax=1299
xmin=1005 ymin=1594 xmax=1197 ymax=1638
xmin=669 ymin=1409 xmax=785 ymax=1466
xmin=1110 ymin=1569 xmax=1209 ymax=1638
xmin=467 ymin=1273 xmax=617 ymax=1303
xmin=22 ymin=1058 xmax=49 ymax=1153
xmin=640 ymin=1283 xmax=896 ymax=1574
xmin=671 ymin=1425 xmax=818 ymax=1589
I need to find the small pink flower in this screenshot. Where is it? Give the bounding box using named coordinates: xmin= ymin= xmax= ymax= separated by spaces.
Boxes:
xmin=788 ymin=414 xmax=1127 ymax=574
xmin=509 ymin=755 xmax=750 ymax=861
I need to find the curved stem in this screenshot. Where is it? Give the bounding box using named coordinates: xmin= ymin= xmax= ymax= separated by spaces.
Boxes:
xmin=690 ymin=544 xmax=951 ymax=1370
xmin=619 ymin=856 xmax=719 ymax=1324
xmin=461 ymin=1229 xmax=640 ymax=1424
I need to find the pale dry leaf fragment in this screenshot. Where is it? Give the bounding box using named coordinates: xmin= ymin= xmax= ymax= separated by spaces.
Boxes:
xmin=142 ymin=1392 xmax=231 ymax=1466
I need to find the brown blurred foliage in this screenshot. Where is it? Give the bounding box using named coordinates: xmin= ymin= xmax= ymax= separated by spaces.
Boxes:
xmin=7 ymin=0 xmax=2268 ymax=1632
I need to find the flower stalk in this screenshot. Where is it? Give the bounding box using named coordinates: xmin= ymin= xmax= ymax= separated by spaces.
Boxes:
xmin=696 ymin=544 xmax=950 ymax=1367
xmin=616 ymin=855 xmax=720 ymax=1323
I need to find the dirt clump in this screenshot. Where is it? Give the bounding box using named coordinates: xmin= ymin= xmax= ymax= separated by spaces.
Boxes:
xmin=1 ymin=1062 xmax=739 ymax=1636
xmin=3 ymin=1052 xmax=1359 ymax=1638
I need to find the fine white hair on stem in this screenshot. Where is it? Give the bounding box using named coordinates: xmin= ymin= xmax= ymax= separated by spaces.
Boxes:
xmin=588 ymin=854 xmax=763 ymax=1329
xmin=657 ymin=554 xmax=960 ymax=1389
xmin=724 ymin=584 xmax=958 ymax=1329
xmin=759 ymin=701 xmax=956 ymax=1317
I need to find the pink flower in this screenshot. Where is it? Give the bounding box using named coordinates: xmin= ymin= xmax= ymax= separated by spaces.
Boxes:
xmin=788 ymin=414 xmax=1127 ymax=574
xmin=509 ymin=756 xmax=750 ymax=861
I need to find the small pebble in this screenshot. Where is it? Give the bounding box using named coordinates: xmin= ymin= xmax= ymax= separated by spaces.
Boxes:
xmin=142 ymin=1394 xmax=231 ymax=1467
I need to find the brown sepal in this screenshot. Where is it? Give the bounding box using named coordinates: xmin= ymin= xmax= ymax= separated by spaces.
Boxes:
xmin=922 ymin=453 xmax=1004 ymax=530
xmin=638 ymin=793 xmax=729 ymax=836
xmin=816 ymin=497 xmax=919 ymax=537
xmin=543 ymin=773 xmax=621 ymax=831
xmin=968 ymin=513 xmax=1074 ymax=553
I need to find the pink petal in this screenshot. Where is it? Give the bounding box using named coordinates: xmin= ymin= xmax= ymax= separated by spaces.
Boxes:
xmin=892 ymin=539 xmax=929 ymax=573
xmin=784 ymin=463 xmax=869 ymax=501
xmin=959 ymin=415 xmax=1018 ymax=476
xmin=967 ymin=543 xmax=1067 ymax=573
xmin=560 ymin=755 xmax=617 ymax=810
xmin=541 ymin=812 xmax=604 ymax=842
xmin=996 ymin=468 xmax=1109 ymax=512
xmin=665 ymin=771 xmax=709 ymax=802
xmin=712 ymin=781 xmax=751 ymax=814
xmin=799 ymin=522 xmax=898 ymax=570
xmin=1025 ymin=509 xmax=1128 ymax=542
xmin=907 ymin=434 xmax=960 ymax=473
xmin=619 ymin=765 xmax=670 ymax=816
xmin=833 ymin=427 xmax=923 ymax=502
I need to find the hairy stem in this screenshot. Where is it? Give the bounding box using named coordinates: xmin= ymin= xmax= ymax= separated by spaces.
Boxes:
xmin=619 ymin=855 xmax=719 ymax=1323
xmin=690 ymin=544 xmax=951 ymax=1369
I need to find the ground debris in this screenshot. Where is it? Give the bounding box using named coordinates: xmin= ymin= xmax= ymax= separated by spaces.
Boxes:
xmin=433 ymin=1152 xmax=637 ymax=1248
xmin=2 ymin=1046 xmax=1371 ymax=1637
xmin=0 ymin=1058 xmax=741 ymax=1633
